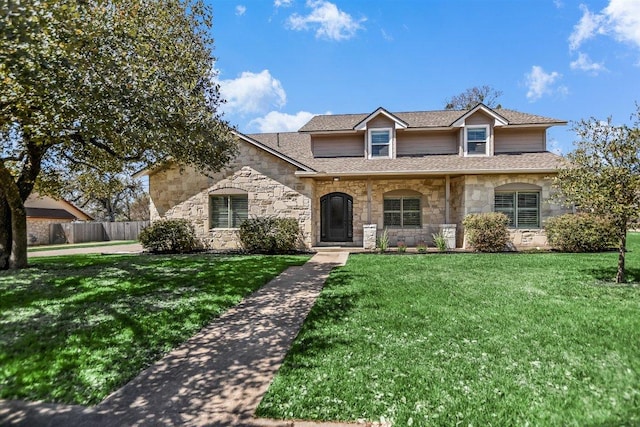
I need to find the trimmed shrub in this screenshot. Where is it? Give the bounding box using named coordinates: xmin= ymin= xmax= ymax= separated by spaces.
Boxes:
xmin=545 ymin=213 xmax=617 ymax=252
xmin=239 ymin=217 xmax=302 ymax=254
xmin=139 ymin=219 xmax=202 ymax=254
xmin=463 ymin=212 xmax=510 ymax=252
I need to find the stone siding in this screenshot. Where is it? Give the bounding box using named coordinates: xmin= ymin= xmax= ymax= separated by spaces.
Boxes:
xmin=314 ymin=177 xmax=447 ymax=247
xmin=27 ymin=218 xmax=71 ymax=246
xmin=460 ymin=173 xmax=568 ymax=248
xmin=149 ymin=142 xmax=313 ymax=250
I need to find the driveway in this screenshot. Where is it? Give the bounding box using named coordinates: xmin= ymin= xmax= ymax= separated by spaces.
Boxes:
xmin=28 ymin=242 xmax=143 ymax=258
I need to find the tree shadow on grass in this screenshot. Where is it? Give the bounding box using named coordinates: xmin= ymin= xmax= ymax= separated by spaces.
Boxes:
xmin=586 ymin=266 xmax=640 ymax=285
xmin=277 ymin=267 xmax=364 ymax=368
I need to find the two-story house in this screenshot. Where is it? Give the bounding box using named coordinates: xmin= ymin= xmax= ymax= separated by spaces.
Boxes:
xmin=143 ymin=104 xmax=568 ymax=249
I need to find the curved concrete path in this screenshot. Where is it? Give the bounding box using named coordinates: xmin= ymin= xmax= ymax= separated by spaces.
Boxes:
xmin=1 ymin=251 xmax=353 ymax=427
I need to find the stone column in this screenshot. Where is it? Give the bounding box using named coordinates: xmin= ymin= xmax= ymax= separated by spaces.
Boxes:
xmin=439 ymin=224 xmax=457 ymax=249
xmin=363 ymin=224 xmax=377 ymax=250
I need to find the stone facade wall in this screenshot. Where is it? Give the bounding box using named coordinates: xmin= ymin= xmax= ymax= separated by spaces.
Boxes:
xmin=27 ymin=218 xmax=71 ymax=246
xmin=314 ymin=177 xmax=447 ymax=246
xmin=149 ymin=142 xmax=313 ymax=250
xmin=460 ymin=173 xmax=568 ymax=248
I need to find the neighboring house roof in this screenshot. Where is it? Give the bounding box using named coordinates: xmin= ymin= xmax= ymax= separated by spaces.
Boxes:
xmin=26 ymin=208 xmax=77 ymax=220
xmin=25 ymin=193 xmax=93 ymax=221
xmin=299 ymin=106 xmax=565 ymax=132
xmin=248 ymin=132 xmax=565 ymax=176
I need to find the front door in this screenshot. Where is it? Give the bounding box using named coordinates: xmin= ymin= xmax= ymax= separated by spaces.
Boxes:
xmin=320 ymin=193 xmax=353 ymax=242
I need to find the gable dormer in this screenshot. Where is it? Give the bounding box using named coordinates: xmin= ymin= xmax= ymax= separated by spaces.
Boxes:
xmin=354 ymin=108 xmax=408 ymax=159
xmin=450 ymin=104 xmax=508 ymax=157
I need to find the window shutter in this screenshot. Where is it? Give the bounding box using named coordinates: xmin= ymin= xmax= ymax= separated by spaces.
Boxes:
xmin=231 ymin=196 xmax=248 ymax=227
xmin=494 ymin=193 xmax=515 ymax=226
xmin=517 ymin=193 xmax=539 ymax=227
xmin=211 ymin=196 xmax=229 ymax=228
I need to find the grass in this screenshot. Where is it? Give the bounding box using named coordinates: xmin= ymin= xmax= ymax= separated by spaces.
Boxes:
xmin=27 ymin=240 xmax=138 ymax=252
xmin=257 ymin=234 xmax=640 ymax=426
xmin=0 ymin=253 xmax=309 ymax=405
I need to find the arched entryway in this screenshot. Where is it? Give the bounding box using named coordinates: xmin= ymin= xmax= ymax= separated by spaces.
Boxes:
xmin=320 ymin=192 xmax=353 ymax=242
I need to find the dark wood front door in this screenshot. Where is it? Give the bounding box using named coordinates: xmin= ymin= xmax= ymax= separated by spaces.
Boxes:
xmin=320 ymin=193 xmax=353 ymax=242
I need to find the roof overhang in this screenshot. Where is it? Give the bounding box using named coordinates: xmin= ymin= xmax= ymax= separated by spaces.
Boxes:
xmin=295 ymin=168 xmax=559 ymax=178
xmin=354 ymin=107 xmax=409 ymax=131
xmin=450 ymin=103 xmax=509 ymax=128
xmin=233 ymin=131 xmax=316 ymax=172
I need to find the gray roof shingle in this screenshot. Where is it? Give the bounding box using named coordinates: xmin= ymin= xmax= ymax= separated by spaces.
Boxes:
xmin=247 ymin=132 xmax=565 ymax=175
xmin=299 ymin=108 xmax=565 ymax=132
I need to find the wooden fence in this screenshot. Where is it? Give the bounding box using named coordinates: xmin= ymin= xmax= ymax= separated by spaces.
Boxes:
xmin=49 ymin=221 xmax=150 ymax=244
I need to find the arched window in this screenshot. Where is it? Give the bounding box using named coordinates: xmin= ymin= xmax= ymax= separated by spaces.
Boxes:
xmin=494 ymin=183 xmax=541 ymax=228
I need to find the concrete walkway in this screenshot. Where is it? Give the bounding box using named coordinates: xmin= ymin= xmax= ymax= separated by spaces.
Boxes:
xmin=0 ymin=251 xmax=353 ymax=427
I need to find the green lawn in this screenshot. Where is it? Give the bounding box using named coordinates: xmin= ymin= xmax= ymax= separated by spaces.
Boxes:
xmin=0 ymin=253 xmax=309 ymax=405
xmin=257 ymin=235 xmax=640 ymax=426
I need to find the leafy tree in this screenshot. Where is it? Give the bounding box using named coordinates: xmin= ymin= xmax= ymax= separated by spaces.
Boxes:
xmin=553 ymin=107 xmax=640 ymax=283
xmin=445 ymin=85 xmax=503 ymax=110
xmin=62 ymin=168 xmax=147 ymax=222
xmin=0 ymin=0 xmax=236 ymax=269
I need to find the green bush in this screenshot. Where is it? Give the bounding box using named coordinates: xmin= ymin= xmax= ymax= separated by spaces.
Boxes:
xmin=139 ymin=219 xmax=203 ymax=254
xmin=463 ymin=212 xmax=510 ymax=252
xmin=545 ymin=213 xmax=617 ymax=252
xmin=238 ymin=217 xmax=302 ymax=254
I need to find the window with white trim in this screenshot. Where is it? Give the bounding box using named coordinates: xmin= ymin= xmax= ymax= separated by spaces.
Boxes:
xmin=383 ymin=197 xmax=421 ymax=228
xmin=209 ymin=195 xmax=248 ymax=228
xmin=494 ymin=192 xmax=540 ymax=228
xmin=368 ymin=128 xmax=392 ymax=158
xmin=465 ymin=125 xmax=489 ymax=155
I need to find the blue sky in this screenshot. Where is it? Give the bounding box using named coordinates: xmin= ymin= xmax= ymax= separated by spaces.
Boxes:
xmin=209 ymin=0 xmax=640 ymax=154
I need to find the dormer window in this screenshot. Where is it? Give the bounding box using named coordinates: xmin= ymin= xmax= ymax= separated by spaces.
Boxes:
xmin=465 ymin=125 xmax=489 ymax=156
xmin=368 ymin=128 xmax=392 ymax=159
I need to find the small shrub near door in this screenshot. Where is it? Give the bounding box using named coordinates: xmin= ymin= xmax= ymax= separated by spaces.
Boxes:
xmin=463 ymin=212 xmax=510 ymax=252
xmin=239 ymin=217 xmax=302 ymax=254
xmin=545 ymin=213 xmax=617 ymax=252
xmin=139 ymin=219 xmax=203 ymax=254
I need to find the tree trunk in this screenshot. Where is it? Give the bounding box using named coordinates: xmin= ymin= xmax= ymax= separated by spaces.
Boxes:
xmin=0 ymin=199 xmax=11 ymax=270
xmin=616 ymin=232 xmax=626 ymax=284
xmin=0 ymin=164 xmax=31 ymax=269
xmin=8 ymin=202 xmax=27 ymax=269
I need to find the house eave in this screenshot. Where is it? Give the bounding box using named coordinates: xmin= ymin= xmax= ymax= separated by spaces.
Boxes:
xmin=295 ymin=168 xmax=560 ymax=178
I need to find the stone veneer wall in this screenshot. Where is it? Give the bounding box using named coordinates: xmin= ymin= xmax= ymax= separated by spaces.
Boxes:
xmin=460 ymin=173 xmax=568 ymax=248
xmin=149 ymin=142 xmax=313 ymax=250
xmin=314 ymin=177 xmax=447 ymax=246
xmin=27 ymin=218 xmax=71 ymax=246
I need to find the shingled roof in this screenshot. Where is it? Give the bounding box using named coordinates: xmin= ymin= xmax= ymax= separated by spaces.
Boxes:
xmin=299 ymin=107 xmax=565 ymax=132
xmin=246 ymin=132 xmax=566 ymax=176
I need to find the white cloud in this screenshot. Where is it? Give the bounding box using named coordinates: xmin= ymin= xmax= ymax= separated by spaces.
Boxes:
xmin=274 ymin=0 xmax=293 ymax=7
xmin=569 ymin=4 xmax=606 ymax=51
xmin=569 ymin=1 xmax=640 ymax=51
xmin=248 ymin=111 xmax=317 ymax=132
xmin=287 ymin=0 xmax=366 ymax=41
xmin=570 ymin=52 xmax=607 ymax=74
xmin=604 ymin=0 xmax=640 ymax=48
xmin=235 ymin=5 xmax=246 ymax=16
xmin=381 ymin=29 xmax=393 ymax=42
xmin=219 ymin=70 xmax=286 ymax=115
xmin=525 ymin=66 xmax=563 ymax=101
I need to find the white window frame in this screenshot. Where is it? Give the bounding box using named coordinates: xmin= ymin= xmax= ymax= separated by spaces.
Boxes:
xmin=209 ymin=194 xmax=248 ymax=229
xmin=464 ymin=125 xmax=490 ymax=156
xmin=368 ymin=127 xmax=393 ymax=159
